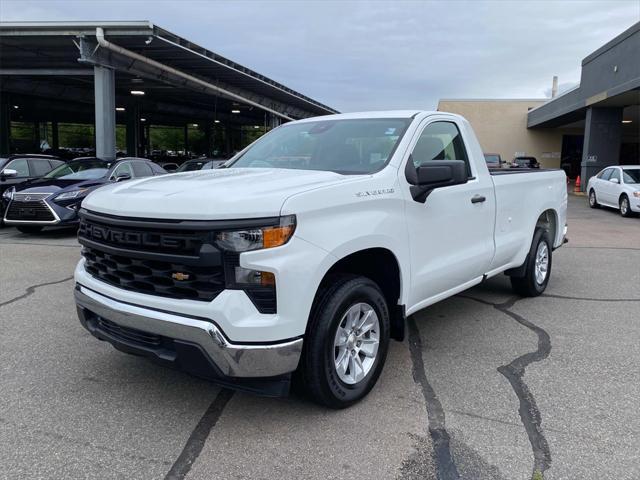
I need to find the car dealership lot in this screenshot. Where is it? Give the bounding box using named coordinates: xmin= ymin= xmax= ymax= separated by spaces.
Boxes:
xmin=1 ymin=195 xmax=638 ymax=480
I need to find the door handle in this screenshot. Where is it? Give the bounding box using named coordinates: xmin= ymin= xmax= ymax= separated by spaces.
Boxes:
xmin=471 ymin=195 xmax=486 ymax=204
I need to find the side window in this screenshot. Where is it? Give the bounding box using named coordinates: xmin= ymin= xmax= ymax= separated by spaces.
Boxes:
xmin=111 ymin=162 xmax=133 ymax=179
xmin=131 ymin=161 xmax=153 ymax=177
xmin=599 ymin=169 xmax=612 ymax=181
xmin=609 ymin=169 xmax=620 ymax=182
xmin=411 ymin=121 xmax=471 ymax=176
xmin=49 ymin=160 xmax=65 ymax=170
xmin=6 ymin=158 xmax=30 ymax=177
xmin=150 ymin=162 xmax=166 ymax=175
xmin=29 ymin=159 xmax=53 ymax=176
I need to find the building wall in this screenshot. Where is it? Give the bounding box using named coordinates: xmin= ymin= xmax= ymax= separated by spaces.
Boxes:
xmin=437 ymin=99 xmax=569 ymax=168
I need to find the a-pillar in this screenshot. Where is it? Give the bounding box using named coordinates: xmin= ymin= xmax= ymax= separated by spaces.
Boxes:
xmin=580 ymin=107 xmax=623 ymax=190
xmin=93 ymin=65 xmax=116 ymax=160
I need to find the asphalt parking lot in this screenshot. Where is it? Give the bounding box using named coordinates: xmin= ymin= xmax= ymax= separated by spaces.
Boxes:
xmin=1 ymin=194 xmax=638 ymax=480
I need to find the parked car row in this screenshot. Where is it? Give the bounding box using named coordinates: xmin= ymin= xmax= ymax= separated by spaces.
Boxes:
xmin=483 ymin=153 xmax=540 ymax=169
xmin=0 ymin=153 xmax=226 ymax=232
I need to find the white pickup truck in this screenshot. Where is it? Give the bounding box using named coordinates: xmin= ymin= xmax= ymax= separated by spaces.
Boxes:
xmin=74 ymin=111 xmax=567 ymax=408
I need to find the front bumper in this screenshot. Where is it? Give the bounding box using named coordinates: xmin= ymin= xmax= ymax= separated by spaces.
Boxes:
xmin=75 ymin=285 xmax=303 ymax=382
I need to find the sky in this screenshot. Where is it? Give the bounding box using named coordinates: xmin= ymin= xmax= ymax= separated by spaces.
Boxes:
xmin=1 ymin=0 xmax=639 ymax=113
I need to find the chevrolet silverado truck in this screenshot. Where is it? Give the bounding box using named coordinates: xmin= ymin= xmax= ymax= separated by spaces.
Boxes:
xmin=74 ymin=111 xmax=567 ymax=408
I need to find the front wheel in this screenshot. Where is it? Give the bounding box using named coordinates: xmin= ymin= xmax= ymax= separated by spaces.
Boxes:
xmin=589 ymin=190 xmax=599 ymax=208
xmin=620 ymin=195 xmax=633 ymax=217
xmin=17 ymin=225 xmax=43 ymax=234
xmin=511 ymin=228 xmax=552 ymax=297
xmin=299 ymin=275 xmax=390 ymax=408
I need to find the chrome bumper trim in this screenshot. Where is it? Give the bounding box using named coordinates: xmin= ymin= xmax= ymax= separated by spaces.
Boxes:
xmin=74 ymin=286 xmax=302 ymax=378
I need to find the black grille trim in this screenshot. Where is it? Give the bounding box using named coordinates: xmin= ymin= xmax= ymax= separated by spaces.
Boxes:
xmin=82 ymin=246 xmax=226 ymax=301
xmin=97 ymin=317 xmax=163 ymax=347
xmin=79 ymin=210 xmax=278 ymax=313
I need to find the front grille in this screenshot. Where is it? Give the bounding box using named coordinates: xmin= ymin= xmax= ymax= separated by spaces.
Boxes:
xmin=13 ymin=192 xmax=52 ymax=202
xmin=5 ymin=200 xmax=55 ymax=221
xmin=78 ymin=210 xmax=277 ymax=312
xmin=96 ymin=317 xmax=162 ymax=347
xmin=82 ymin=246 xmax=225 ymax=301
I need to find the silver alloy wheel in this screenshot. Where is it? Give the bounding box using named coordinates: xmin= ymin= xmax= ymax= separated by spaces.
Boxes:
xmin=534 ymin=241 xmax=549 ymax=285
xmin=589 ymin=191 xmax=596 ymax=206
xmin=333 ymin=302 xmax=380 ymax=385
xmin=621 ymin=197 xmax=629 ymax=215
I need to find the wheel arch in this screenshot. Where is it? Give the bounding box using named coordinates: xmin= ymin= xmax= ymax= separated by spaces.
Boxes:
xmin=313 ymin=247 xmax=406 ymax=341
xmin=536 ymin=208 xmax=558 ymax=246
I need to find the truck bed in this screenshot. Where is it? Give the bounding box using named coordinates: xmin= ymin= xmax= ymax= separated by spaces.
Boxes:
xmin=489 ymin=168 xmax=559 ymax=175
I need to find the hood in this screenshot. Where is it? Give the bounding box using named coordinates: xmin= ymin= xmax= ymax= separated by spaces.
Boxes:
xmin=16 ymin=177 xmax=108 ymax=194
xmin=82 ymin=168 xmax=359 ymax=220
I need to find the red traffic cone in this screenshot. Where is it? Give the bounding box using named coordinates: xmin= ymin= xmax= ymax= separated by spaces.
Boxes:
xmin=574 ymin=175 xmax=581 ymax=192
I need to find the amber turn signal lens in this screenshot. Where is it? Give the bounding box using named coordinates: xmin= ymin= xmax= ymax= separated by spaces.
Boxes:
xmin=260 ymin=271 xmax=276 ymax=286
xmin=263 ymin=224 xmax=295 ymax=249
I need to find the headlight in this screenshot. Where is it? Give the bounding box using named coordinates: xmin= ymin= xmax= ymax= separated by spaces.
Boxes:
xmin=633 ymin=191 xmax=640 ymax=198
xmin=215 ymin=215 xmax=296 ymax=252
xmin=54 ymin=188 xmax=89 ymax=201
xmin=2 ymin=187 xmax=15 ymax=201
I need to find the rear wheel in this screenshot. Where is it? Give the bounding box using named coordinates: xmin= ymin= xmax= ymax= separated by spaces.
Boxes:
xmin=299 ymin=275 xmax=390 ymax=408
xmin=588 ymin=189 xmax=600 ymax=208
xmin=17 ymin=225 xmax=43 ymax=234
xmin=620 ymin=195 xmax=633 ymax=217
xmin=511 ymin=228 xmax=552 ymax=297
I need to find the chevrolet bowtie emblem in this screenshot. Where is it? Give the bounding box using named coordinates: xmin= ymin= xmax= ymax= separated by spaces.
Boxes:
xmin=172 ymin=272 xmax=190 ymax=281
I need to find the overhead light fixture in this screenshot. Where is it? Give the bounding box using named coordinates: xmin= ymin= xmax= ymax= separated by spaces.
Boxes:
xmin=192 ymin=123 xmax=199 ymax=127
xmin=622 ymin=120 xmax=632 ymax=124
xmin=231 ymin=109 xmax=240 ymax=114
xmin=140 ymin=118 xmax=147 ymax=122
xmin=13 ymin=105 xmax=19 ymax=109
xmin=130 ymin=90 xmax=145 ymax=96
xmin=214 ymin=120 xmax=220 ymax=124
xmin=254 ymin=125 xmax=260 ymax=129
xmin=116 ymin=107 xmax=125 ymax=112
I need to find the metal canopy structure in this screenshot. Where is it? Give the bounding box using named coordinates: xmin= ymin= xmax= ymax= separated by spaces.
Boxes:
xmin=0 ymin=21 xmax=338 ymax=159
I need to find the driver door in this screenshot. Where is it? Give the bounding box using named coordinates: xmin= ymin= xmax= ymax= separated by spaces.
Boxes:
xmin=402 ymin=118 xmax=496 ymax=311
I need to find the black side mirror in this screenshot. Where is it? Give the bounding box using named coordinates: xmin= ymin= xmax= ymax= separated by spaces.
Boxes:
xmin=114 ymin=172 xmax=132 ymax=182
xmin=405 ymin=157 xmax=468 ymax=203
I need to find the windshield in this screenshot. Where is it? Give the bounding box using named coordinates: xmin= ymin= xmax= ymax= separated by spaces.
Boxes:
xmin=45 ymin=159 xmax=112 ymax=179
xmin=229 ymin=118 xmax=412 ymax=174
xmin=623 ymin=169 xmax=640 ymax=184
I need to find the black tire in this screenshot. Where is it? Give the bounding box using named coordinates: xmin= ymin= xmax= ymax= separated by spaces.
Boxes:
xmin=299 ymin=274 xmax=390 ymax=409
xmin=588 ymin=189 xmax=600 ymax=208
xmin=619 ymin=195 xmax=633 ymax=217
xmin=510 ymin=228 xmax=552 ymax=297
xmin=16 ymin=225 xmax=43 ymax=234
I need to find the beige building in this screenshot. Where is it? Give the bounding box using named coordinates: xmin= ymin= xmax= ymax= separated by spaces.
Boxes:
xmin=437 ymin=99 xmax=581 ymax=169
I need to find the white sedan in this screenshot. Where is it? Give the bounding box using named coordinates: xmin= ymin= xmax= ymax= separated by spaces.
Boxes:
xmin=587 ymin=165 xmax=640 ymax=217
